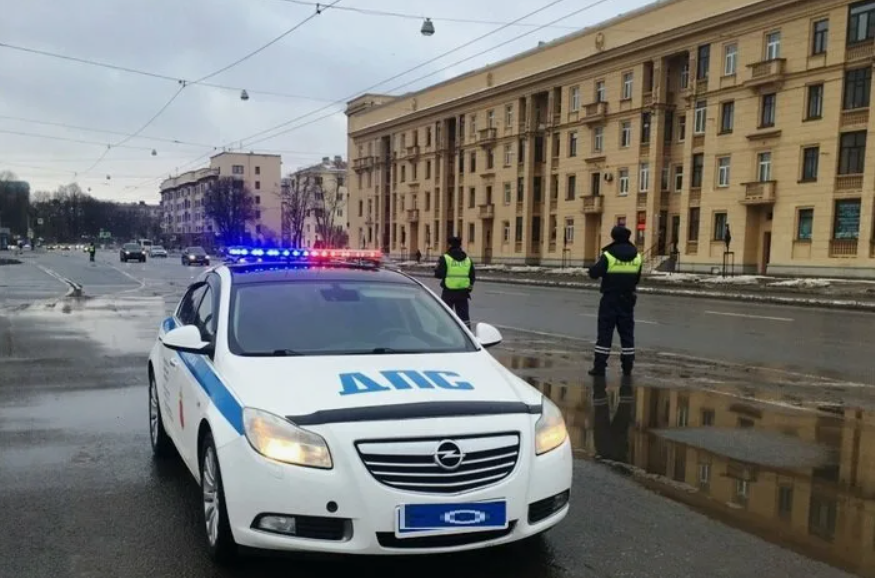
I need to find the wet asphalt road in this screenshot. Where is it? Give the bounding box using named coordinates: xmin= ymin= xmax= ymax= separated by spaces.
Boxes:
xmin=0 ymin=251 xmax=860 ymax=577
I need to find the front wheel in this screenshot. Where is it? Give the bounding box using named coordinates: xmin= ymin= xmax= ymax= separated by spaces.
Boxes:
xmin=149 ymin=373 xmax=173 ymax=458
xmin=200 ymin=433 xmax=238 ymax=564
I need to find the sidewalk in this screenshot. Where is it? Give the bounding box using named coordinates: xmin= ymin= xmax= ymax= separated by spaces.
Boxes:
xmin=393 ymin=262 xmax=875 ymax=312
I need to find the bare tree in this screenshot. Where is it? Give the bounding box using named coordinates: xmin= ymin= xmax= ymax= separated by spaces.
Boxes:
xmin=279 ymin=175 xmax=314 ymax=247
xmin=203 ymin=177 xmax=256 ymax=245
xmin=314 ymin=175 xmax=348 ymax=248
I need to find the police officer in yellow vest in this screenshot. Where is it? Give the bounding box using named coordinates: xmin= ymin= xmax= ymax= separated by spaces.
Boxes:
xmin=587 ymin=226 xmax=643 ymax=376
xmin=434 ymin=236 xmax=475 ymax=328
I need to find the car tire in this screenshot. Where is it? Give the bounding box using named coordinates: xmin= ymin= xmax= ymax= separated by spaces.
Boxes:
xmin=200 ymin=432 xmax=238 ymax=564
xmin=149 ymin=373 xmax=173 ymax=459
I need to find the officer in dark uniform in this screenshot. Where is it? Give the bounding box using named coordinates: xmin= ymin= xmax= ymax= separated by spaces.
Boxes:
xmin=434 ymin=236 xmax=475 ymax=327
xmin=88 ymin=241 xmax=96 ymax=262
xmin=587 ymin=226 xmax=642 ymax=376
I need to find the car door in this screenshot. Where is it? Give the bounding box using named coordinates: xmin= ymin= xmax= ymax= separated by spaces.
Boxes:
xmin=174 ymin=279 xmax=220 ymax=470
xmin=162 ymin=282 xmax=208 ymax=459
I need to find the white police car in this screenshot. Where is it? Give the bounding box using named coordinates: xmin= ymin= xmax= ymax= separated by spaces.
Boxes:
xmin=147 ymin=247 xmax=572 ymax=562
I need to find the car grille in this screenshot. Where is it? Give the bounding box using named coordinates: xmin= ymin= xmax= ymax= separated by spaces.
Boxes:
xmin=356 ymin=433 xmax=520 ymax=494
xmin=376 ymin=522 xmax=516 ymax=549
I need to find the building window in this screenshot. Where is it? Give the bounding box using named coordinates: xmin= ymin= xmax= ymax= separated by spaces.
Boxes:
xmin=834 ymin=199 xmax=861 ymax=239
xmin=674 ymin=166 xmax=684 ymax=191
xmin=254 ymin=166 xmax=261 ymax=175
xmin=692 ymin=153 xmax=704 ymax=188
xmin=564 ymin=218 xmax=575 ymax=243
xmin=515 ymin=216 xmax=523 ymax=243
xmin=807 ymin=84 xmax=824 ymax=119
xmin=641 ymin=112 xmax=651 ymax=144
xmin=720 ymin=101 xmax=735 ymax=133
xmin=517 ymin=177 xmax=524 ymax=202
xmin=487 ymin=109 xmax=495 ymax=128
xmin=717 ymin=157 xmax=731 ymax=187
xmin=595 ymin=80 xmax=606 ymax=102
xmin=678 ymin=114 xmax=687 ymax=141
xmin=701 ymin=409 xmax=715 ymax=426
xmin=713 ymin=212 xmax=728 ymax=240
xmin=401 ymin=165 xmax=406 ymax=182
xmin=694 ymin=100 xmax=707 ymax=134
xmin=426 ymin=160 xmax=432 ymax=179
xmin=469 ymin=114 xmax=477 ymax=137
xmin=618 ymin=168 xmax=630 ymax=195
xmin=568 ymin=131 xmax=578 ymax=157
xmin=620 ymin=121 xmax=632 ymax=147
xmin=697 ymin=44 xmax=710 ymax=79
xmin=502 ymin=221 xmax=510 ymax=243
xmin=570 ymin=86 xmax=580 ymax=111
xmin=487 ymin=148 xmax=494 ymax=169
xmin=843 ymin=67 xmax=872 ymax=110
xmin=661 ymin=166 xmax=669 ymax=191
xmin=680 ymin=62 xmax=690 ymax=88
xmin=848 ymin=1 xmax=875 ymax=44
xmin=255 ymin=195 xmax=261 ymax=204
xmin=470 ymin=152 xmax=477 ymax=173
xmin=468 ymin=187 xmax=476 ymax=208
xmin=812 ymin=20 xmax=829 ymax=55
xmin=724 ymin=43 xmax=737 ymax=75
xmin=760 ymin=93 xmax=777 ymax=128
xmin=505 ymin=104 xmax=513 ymax=127
xmin=255 ymin=210 xmax=261 ymax=219
xmin=468 ymin=223 xmax=475 ymax=242
xmin=639 ymin=163 xmax=650 ymax=192
xmin=839 ymin=131 xmax=867 ymax=174
xmin=503 ymin=182 xmax=512 ymax=204
xmin=502 ymin=144 xmax=512 ymax=166
xmin=765 ymin=31 xmax=782 ymax=60
xmin=758 ymin=152 xmax=772 ymax=182
xmin=802 ymin=146 xmax=820 ymax=181
xmin=232 ymin=165 xmax=244 ymax=174
xmin=593 ymin=126 xmax=604 ymax=152
xmin=566 ymin=174 xmax=577 ymax=200
xmin=688 ymin=207 xmax=700 ymax=241
xmin=797 ymin=208 xmax=814 ymax=240
xmin=622 ymin=72 xmax=634 ymax=99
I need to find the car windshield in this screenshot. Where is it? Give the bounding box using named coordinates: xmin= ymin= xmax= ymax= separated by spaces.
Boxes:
xmin=229 ymin=280 xmax=476 ymax=356
xmin=123 ymin=243 xmax=140 ymax=250
xmin=187 ymin=247 xmax=206 ymax=255
xmin=153 ymin=246 xmax=164 ymax=250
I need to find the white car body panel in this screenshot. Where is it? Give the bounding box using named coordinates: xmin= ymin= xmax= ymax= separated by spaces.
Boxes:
xmin=148 ymin=265 xmax=572 ymax=555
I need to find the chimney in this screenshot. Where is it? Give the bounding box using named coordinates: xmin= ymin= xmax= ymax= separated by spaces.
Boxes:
xmin=322 ymin=156 xmax=330 ymax=164
xmin=334 ymin=155 xmax=342 ymax=166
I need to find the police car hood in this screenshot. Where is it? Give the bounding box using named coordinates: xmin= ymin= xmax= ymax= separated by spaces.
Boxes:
xmin=219 ymin=352 xmax=542 ymax=418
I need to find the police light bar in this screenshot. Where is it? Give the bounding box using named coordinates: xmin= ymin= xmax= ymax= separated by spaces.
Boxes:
xmin=225 ymin=247 xmax=382 ymax=264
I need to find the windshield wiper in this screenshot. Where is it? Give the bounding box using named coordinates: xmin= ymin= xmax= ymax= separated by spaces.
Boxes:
xmin=243 ymin=349 xmax=304 ymax=357
xmin=370 ymin=347 xmax=422 ymax=354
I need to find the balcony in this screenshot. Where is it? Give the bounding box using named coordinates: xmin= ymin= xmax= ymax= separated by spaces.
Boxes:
xmin=551 ymin=156 xmax=560 ymax=171
xmin=478 ymin=204 xmax=495 ymax=219
xmin=689 ymin=188 xmax=702 ymax=206
xmin=581 ymin=196 xmax=604 ymax=214
xmin=841 ymin=108 xmax=870 ymax=128
xmin=353 ymin=156 xmax=374 ymax=171
xmin=830 ymin=238 xmax=858 ymax=257
xmin=407 ymin=145 xmax=421 ymax=158
xmin=643 ymin=91 xmax=653 ymax=107
xmin=478 ymin=127 xmax=498 ymax=145
xmin=582 ymin=102 xmax=608 ymax=126
xmin=636 ymin=192 xmax=648 ymax=209
xmin=835 ymin=174 xmax=864 ymax=194
xmin=846 ymin=40 xmax=875 ymax=62
xmin=740 ymin=181 xmax=777 ymax=205
xmin=407 ymin=209 xmax=420 ymax=223
xmin=744 ymin=58 xmax=787 ymax=91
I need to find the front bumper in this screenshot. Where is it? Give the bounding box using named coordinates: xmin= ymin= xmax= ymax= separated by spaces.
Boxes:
xmin=218 ymin=417 xmax=572 ymax=555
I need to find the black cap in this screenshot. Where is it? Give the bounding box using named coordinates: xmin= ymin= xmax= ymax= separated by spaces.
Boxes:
xmin=448 ymin=236 xmax=462 ymax=248
xmin=611 ymin=226 xmax=632 ymax=242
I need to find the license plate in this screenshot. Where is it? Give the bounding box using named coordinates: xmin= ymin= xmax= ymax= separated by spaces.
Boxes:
xmin=395 ymin=501 xmax=508 ymax=538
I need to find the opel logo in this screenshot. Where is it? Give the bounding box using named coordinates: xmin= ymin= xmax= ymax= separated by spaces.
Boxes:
xmin=434 ymin=440 xmax=465 ymax=470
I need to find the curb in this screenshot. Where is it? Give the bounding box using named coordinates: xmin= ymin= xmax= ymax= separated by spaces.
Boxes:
xmin=398 ymin=270 xmax=875 ymax=312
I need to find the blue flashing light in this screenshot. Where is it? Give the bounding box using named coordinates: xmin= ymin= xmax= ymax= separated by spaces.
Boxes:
xmin=224 ymin=246 xmax=382 ymax=265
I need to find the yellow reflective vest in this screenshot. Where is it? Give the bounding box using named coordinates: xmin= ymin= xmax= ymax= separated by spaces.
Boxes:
xmin=443 ymin=254 xmax=472 ymax=289
xmin=604 ymin=251 xmax=642 ymax=275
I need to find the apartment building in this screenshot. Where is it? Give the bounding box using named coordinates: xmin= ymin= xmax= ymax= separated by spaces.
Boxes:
xmin=285 ymin=156 xmax=349 ymax=247
xmin=159 ymin=152 xmax=282 ymax=247
xmin=347 ymin=0 xmax=875 ymax=277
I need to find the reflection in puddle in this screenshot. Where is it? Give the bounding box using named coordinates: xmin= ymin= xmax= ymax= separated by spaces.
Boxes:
xmin=501 ymin=353 xmax=875 ymax=578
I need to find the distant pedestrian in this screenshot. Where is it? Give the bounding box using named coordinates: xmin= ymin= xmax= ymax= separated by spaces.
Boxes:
xmin=587 ymin=226 xmax=642 ymax=376
xmin=435 ymin=236 xmax=475 ymax=328
xmin=415 ymin=249 xmax=422 ymax=264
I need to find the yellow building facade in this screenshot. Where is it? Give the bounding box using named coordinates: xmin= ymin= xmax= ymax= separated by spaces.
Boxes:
xmin=347 ymin=0 xmax=875 ymax=277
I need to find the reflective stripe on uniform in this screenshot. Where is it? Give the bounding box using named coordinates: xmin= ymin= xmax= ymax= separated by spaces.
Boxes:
xmin=444 ymin=254 xmax=472 ymax=290
xmin=604 ymin=251 xmax=643 ymax=274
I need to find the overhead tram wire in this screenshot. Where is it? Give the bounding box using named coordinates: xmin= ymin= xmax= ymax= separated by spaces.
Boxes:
xmin=78 ymin=0 xmax=343 ymax=178
xmin=122 ymin=0 xmax=574 ymax=192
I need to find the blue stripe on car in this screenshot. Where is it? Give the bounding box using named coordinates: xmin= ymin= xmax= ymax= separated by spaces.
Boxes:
xmin=161 ymin=317 xmax=244 ymax=434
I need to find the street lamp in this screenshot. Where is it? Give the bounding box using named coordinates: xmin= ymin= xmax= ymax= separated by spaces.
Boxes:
xmin=421 ymin=18 xmax=435 ymax=36
xmin=240 ymin=89 xmax=250 ymax=101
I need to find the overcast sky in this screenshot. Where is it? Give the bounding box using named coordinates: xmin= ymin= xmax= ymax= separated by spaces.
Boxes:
xmin=1 ymin=0 xmax=652 ymax=203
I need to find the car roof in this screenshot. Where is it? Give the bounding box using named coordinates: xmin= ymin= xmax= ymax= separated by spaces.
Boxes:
xmin=224 ymin=262 xmax=418 ymax=286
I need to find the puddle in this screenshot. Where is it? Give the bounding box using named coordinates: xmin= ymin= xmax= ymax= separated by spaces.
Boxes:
xmin=512 ymin=361 xmax=875 ymax=578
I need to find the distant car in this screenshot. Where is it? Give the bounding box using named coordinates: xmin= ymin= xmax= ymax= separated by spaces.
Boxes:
xmin=120 ymin=242 xmax=146 ymax=263
xmin=150 ymin=246 xmax=168 ymax=258
xmin=182 ymin=246 xmax=210 ymax=266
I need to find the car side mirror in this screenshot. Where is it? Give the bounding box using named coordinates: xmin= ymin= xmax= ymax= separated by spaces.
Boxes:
xmin=161 ymin=325 xmax=212 ymax=355
xmin=474 ymin=322 xmax=503 ymax=349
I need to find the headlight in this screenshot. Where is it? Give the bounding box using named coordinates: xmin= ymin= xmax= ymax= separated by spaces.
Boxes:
xmin=243 ymin=408 xmax=332 ymax=468
xmin=188 ymin=254 xmax=195 ymax=259
xmin=535 ymin=397 xmax=568 ymax=455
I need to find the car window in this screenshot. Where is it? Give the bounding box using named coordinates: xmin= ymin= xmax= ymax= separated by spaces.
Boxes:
xmin=194 ymin=287 xmax=215 ymax=341
xmin=177 ymin=284 xmax=207 ymax=325
xmin=228 ymin=281 xmax=476 ymax=356
xmin=123 ymin=243 xmax=139 ymax=250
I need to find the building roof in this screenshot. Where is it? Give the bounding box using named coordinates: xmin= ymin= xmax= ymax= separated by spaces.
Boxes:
xmin=210 ymin=151 xmax=282 ymax=160
xmin=290 ymin=156 xmax=347 ymax=175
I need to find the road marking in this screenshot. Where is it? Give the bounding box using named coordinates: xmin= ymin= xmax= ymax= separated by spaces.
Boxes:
xmin=705 ymin=310 xmax=793 ymax=322
xmin=484 ymin=290 xmax=531 ymax=297
xmin=578 ymin=312 xmax=658 ymax=325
